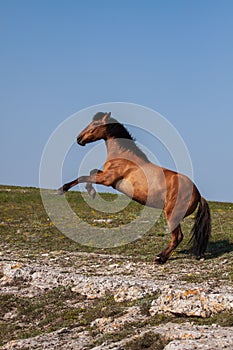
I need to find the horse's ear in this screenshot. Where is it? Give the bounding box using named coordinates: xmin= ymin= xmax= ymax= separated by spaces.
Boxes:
xmin=103 ymin=112 xmax=111 ymax=123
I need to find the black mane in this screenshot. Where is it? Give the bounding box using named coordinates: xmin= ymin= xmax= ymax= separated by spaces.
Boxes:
xmin=93 ymin=112 xmax=149 ymax=162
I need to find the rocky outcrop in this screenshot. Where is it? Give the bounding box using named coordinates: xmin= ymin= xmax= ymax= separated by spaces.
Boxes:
xmin=150 ymin=287 xmax=233 ymax=318
xmin=1 ymin=251 xmax=233 ymax=349
xmin=2 ymin=322 xmax=233 ymax=350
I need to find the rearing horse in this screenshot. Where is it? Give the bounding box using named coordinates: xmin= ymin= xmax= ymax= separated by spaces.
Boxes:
xmin=58 ymin=112 xmax=211 ymax=264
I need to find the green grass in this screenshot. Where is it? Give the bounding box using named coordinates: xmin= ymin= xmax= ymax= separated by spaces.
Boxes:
xmin=1 ymin=185 xmax=232 ymax=260
xmin=0 ymin=286 xmax=84 ymax=345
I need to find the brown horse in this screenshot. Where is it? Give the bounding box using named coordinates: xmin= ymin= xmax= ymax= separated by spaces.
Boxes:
xmin=58 ymin=112 xmax=211 ymax=263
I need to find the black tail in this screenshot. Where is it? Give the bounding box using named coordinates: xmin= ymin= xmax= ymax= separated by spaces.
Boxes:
xmin=190 ymin=197 xmax=211 ymax=259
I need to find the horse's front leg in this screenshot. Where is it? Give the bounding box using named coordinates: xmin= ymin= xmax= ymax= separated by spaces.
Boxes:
xmin=85 ymin=169 xmax=102 ymax=198
xmin=58 ymin=169 xmax=115 ymax=195
xmin=57 ymin=175 xmax=91 ymax=194
xmin=85 ymin=183 xmax=96 ymax=199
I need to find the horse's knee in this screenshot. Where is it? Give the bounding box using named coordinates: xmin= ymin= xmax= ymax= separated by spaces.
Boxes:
xmin=90 ymin=169 xmax=101 ymax=176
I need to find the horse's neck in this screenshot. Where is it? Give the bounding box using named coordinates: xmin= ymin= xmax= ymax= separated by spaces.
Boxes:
xmin=105 ymin=138 xmax=122 ymax=159
xmin=105 ymin=138 xmax=146 ymax=163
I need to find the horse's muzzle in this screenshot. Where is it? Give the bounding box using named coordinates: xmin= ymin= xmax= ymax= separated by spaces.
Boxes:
xmin=77 ymin=135 xmax=86 ymax=146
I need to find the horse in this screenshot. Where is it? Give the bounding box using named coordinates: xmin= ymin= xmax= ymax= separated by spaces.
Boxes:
xmin=58 ymin=112 xmax=211 ymax=264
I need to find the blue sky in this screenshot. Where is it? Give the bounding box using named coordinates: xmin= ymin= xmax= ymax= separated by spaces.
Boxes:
xmin=1 ymin=0 xmax=233 ymax=201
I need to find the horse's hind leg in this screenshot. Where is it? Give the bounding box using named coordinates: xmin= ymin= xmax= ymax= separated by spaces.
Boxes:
xmin=155 ymin=223 xmax=183 ymax=264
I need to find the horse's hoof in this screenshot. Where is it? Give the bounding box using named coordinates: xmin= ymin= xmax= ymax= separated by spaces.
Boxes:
xmin=154 ymin=255 xmax=167 ymax=265
xmin=57 ymin=185 xmax=68 ymax=195
xmin=196 ymin=255 xmax=205 ymax=261
xmin=85 ymin=183 xmax=96 ymax=199
xmin=57 ymin=187 xmax=64 ymax=195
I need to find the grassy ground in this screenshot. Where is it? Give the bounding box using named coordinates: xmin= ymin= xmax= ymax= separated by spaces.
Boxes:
xmin=0 ymin=185 xmax=233 ymax=347
xmin=1 ymin=185 xmax=232 ymax=260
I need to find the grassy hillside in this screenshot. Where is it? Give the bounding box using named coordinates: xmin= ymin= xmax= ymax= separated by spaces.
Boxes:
xmin=0 ymin=185 xmax=232 ymax=263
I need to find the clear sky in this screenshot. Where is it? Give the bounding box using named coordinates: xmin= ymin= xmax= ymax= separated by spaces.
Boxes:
xmin=1 ymin=0 xmax=233 ymax=202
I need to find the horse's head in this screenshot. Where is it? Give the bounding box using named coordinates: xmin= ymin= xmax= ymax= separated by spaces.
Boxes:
xmin=77 ymin=112 xmax=111 ymax=146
